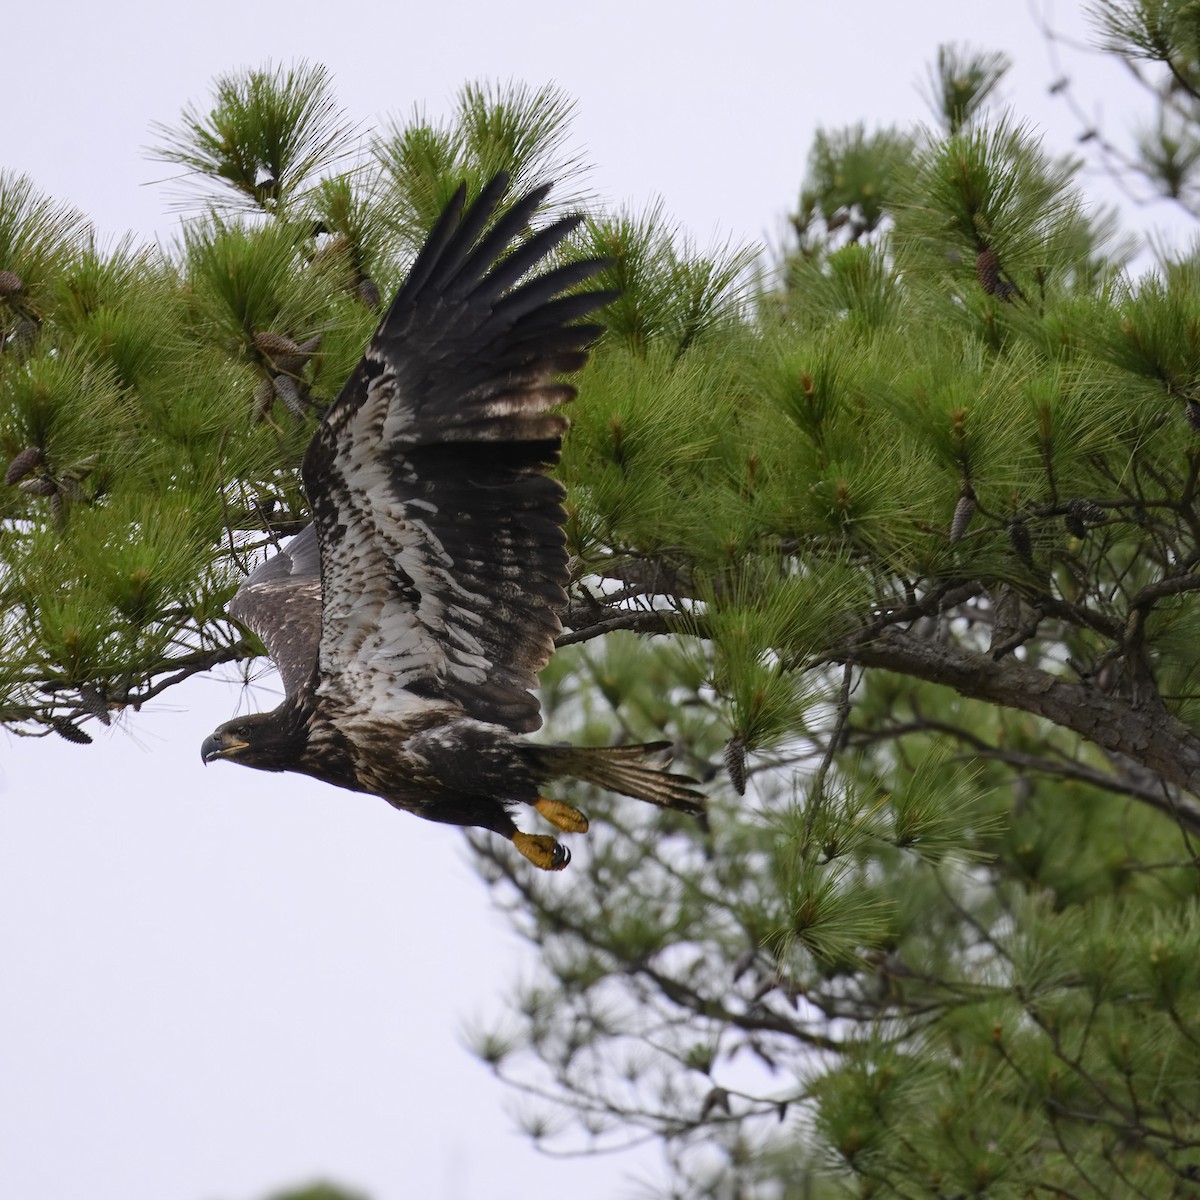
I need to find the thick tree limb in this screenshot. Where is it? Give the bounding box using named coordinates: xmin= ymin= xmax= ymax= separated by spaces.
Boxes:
xmin=849 ymin=716 xmax=1200 ymax=831
xmin=834 ymin=626 xmax=1200 ymax=811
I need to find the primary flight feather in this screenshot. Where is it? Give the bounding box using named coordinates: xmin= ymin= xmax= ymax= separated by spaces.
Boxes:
xmin=202 ymin=175 xmax=703 ymax=869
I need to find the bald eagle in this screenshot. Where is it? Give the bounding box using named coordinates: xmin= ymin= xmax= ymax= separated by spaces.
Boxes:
xmin=201 ymin=175 xmax=703 ymax=870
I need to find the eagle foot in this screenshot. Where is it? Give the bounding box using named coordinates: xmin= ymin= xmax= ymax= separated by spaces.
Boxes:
xmin=534 ymin=796 xmax=590 ymax=833
xmin=512 ymin=831 xmax=571 ymax=871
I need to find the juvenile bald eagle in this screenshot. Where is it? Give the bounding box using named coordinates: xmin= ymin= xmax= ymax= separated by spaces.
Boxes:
xmin=201 ymin=175 xmax=703 ymax=870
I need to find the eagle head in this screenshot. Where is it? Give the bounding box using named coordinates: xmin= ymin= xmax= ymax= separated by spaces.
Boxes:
xmin=201 ymin=710 xmax=306 ymax=772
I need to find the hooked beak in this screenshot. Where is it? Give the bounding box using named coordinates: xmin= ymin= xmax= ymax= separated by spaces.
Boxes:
xmin=200 ymin=732 xmax=248 ymax=764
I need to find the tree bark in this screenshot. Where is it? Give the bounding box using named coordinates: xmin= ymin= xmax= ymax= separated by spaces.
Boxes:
xmin=837 ymin=625 xmax=1200 ymax=829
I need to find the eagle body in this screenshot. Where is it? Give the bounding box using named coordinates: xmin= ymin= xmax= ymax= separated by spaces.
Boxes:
xmin=202 ymin=175 xmax=703 ymax=869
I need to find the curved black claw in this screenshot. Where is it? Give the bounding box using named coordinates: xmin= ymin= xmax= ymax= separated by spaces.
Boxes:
xmin=512 ymin=830 xmax=571 ymax=871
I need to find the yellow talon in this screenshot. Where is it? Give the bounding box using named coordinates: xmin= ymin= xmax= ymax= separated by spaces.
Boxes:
xmin=534 ymin=796 xmax=590 ymax=833
xmin=512 ymin=830 xmax=571 ymax=871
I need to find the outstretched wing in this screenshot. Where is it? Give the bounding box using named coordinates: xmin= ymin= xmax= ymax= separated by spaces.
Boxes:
xmin=301 ymin=174 xmax=614 ymax=733
xmin=227 ymin=524 xmax=323 ymax=697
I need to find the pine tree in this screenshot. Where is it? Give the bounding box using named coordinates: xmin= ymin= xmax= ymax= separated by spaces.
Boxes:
xmin=3 ymin=13 xmax=1200 ymax=1198
xmin=464 ymin=26 xmax=1200 ymax=1200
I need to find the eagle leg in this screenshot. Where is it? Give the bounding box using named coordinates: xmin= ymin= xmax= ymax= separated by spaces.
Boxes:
xmin=534 ymin=796 xmax=590 ymax=833
xmin=511 ymin=830 xmax=571 ymax=871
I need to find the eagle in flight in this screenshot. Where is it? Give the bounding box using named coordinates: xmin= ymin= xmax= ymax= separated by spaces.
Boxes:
xmin=201 ymin=175 xmax=703 ymax=870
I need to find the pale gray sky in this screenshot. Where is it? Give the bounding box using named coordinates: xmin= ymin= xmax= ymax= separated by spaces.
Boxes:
xmin=0 ymin=3 xmax=1171 ymax=1199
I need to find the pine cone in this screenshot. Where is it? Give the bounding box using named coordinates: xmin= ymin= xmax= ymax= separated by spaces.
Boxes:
xmin=723 ymin=736 xmax=747 ymax=795
xmin=78 ymin=683 xmax=112 ymax=725
xmin=977 ymin=248 xmax=1001 ymax=294
xmin=1009 ymin=518 xmax=1033 ymax=564
xmin=18 ymin=476 xmax=57 ymax=496
xmin=253 ymin=330 xmax=302 ymax=359
xmin=51 ymin=716 xmax=92 ymax=744
xmin=273 ymin=374 xmax=309 ymax=418
xmin=976 ymin=249 xmax=1018 ymax=301
xmin=275 ymin=333 xmax=322 ymax=375
xmin=1065 ymin=498 xmax=1105 ymax=537
xmin=950 ymin=491 xmax=976 ymax=543
xmin=0 ymin=269 xmax=24 ymax=298
xmin=5 ymin=446 xmax=42 ymax=485
xmin=256 ymin=330 xmax=322 ymax=376
xmin=357 ymin=276 xmax=381 ymax=310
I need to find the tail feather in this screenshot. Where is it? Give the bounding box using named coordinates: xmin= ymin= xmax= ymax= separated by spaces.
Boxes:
xmin=532 ymin=741 xmax=705 ymax=815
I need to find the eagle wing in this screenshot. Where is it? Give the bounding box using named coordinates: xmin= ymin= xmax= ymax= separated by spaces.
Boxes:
xmin=300 ymin=175 xmax=613 ymax=733
xmin=227 ymin=523 xmax=322 ymax=697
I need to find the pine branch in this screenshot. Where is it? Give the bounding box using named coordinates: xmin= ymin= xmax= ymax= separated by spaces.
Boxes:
xmin=834 ymin=625 xmax=1200 ymax=817
xmin=107 ymin=640 xmax=257 ymax=709
xmin=555 ymin=608 xmax=686 ymax=647
xmin=849 ymin=715 xmax=1200 ymax=828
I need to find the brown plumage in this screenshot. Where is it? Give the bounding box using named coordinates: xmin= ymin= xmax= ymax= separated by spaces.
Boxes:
xmin=202 ymin=175 xmax=703 ymax=870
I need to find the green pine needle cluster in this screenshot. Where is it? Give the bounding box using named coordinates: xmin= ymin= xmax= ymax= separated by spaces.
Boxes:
xmin=149 ymin=62 xmax=354 ymax=212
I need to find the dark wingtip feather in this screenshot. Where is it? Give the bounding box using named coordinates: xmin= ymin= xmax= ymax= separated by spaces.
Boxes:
xmin=385 ymin=173 xmax=513 ymax=318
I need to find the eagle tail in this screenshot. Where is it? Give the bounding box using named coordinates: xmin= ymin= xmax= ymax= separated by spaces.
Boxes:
xmin=534 ymin=742 xmax=705 ymax=816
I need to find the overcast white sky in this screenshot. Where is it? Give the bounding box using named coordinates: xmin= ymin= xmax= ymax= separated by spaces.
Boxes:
xmin=0 ymin=3 xmax=1182 ymax=1199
